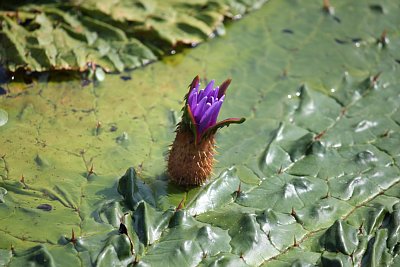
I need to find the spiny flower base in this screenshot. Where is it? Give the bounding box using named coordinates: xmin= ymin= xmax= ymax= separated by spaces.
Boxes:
xmin=168 ymin=129 xmax=215 ymax=186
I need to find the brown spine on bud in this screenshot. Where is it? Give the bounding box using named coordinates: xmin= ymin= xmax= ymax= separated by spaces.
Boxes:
xmin=168 ymin=127 xmax=215 ymax=186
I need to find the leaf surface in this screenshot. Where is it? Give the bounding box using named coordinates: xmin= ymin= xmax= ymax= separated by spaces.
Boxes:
xmin=1 ymin=0 xmax=400 ymax=266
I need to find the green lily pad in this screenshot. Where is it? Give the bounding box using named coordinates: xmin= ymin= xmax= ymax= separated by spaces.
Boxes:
xmin=0 ymin=0 xmax=269 ymax=72
xmin=1 ymin=0 xmax=400 ymax=266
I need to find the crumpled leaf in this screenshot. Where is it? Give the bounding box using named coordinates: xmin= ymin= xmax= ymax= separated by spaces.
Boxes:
xmin=8 ymin=245 xmax=56 ymax=267
xmin=0 ymin=0 xmax=400 ymax=266
xmin=137 ymin=210 xmax=231 ymax=267
xmin=319 ymin=220 xmax=359 ymax=255
xmin=320 ymin=252 xmax=352 ymax=267
xmin=132 ymin=201 xmax=174 ymax=246
xmin=118 ymin=167 xmax=156 ymax=210
xmin=0 ymin=0 xmax=269 ymax=72
xmin=186 ymin=167 xmax=241 ymax=216
xmin=0 ymin=6 xmax=156 ymax=72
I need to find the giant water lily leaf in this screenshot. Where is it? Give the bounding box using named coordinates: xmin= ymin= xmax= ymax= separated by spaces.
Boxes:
xmin=1 ymin=0 xmax=400 ymax=266
xmin=0 ymin=0 xmax=268 ymax=72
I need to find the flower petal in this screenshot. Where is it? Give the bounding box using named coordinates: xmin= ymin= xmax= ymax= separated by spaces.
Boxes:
xmin=198 ymin=89 xmax=205 ymax=100
xmin=199 ymin=102 xmax=220 ymax=134
xmin=208 ymin=100 xmax=223 ymax=127
xmin=188 ymin=75 xmax=200 ymax=94
xmin=212 ymin=87 xmax=219 ymax=99
xmin=203 ymin=80 xmax=215 ymax=98
xmin=217 ymin=79 xmax=231 ymax=99
xmin=188 ymin=91 xmax=197 ymax=109
xmin=186 ymin=104 xmax=198 ymax=142
xmin=199 ymin=102 xmax=212 ymax=121
xmin=209 ymin=96 xmax=214 ymax=105
xmin=192 ymin=96 xmax=206 ymax=115
xmin=194 ymin=97 xmax=209 ymax=119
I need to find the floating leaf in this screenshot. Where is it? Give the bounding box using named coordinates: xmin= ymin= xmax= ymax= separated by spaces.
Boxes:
xmin=0 ymin=0 xmax=400 ymax=266
xmin=0 ymin=0 xmax=269 ymax=72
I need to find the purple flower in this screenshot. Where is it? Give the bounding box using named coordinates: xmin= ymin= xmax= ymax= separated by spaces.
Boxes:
xmin=183 ymin=76 xmax=245 ymax=143
xmin=168 ymin=75 xmax=246 ymax=185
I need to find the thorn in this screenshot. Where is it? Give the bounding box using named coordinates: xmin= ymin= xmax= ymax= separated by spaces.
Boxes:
xmin=291 ymin=207 xmax=296 ymax=217
xmin=235 ymin=181 xmax=242 ymax=198
xmin=186 ymin=75 xmax=200 ymax=98
xmin=277 ymin=165 xmax=283 ymax=174
xmin=189 ymin=75 xmax=200 ymax=90
xmin=322 ymin=0 xmax=334 ymax=15
xmin=293 ymin=236 xmax=299 ymax=247
xmin=137 ymin=162 xmax=143 ymax=174
xmin=373 ymin=72 xmax=381 ymax=83
xmin=380 ymin=129 xmax=390 ymax=138
xmin=314 ymin=130 xmax=327 ymax=141
xmin=378 ymin=29 xmax=389 ymax=47
xmin=267 ymin=230 xmax=271 ymax=239
xmin=322 ymin=0 xmax=329 ymax=10
xmin=176 ymin=198 xmax=185 ymax=211
xmin=358 ymin=221 xmax=364 ymax=235
xmin=87 ymin=163 xmax=96 ymax=178
xmin=381 ymin=29 xmax=387 ymax=42
xmin=70 ymin=229 xmax=77 ymax=244
xmin=20 ymin=174 xmax=28 ymax=188
xmin=281 ymin=68 xmax=288 ymax=79
xmin=95 ymin=121 xmax=102 ymax=135
xmin=370 ymin=72 xmax=381 ymax=88
xmin=218 ymin=78 xmax=232 ymax=99
xmin=291 ymin=207 xmax=303 ymax=225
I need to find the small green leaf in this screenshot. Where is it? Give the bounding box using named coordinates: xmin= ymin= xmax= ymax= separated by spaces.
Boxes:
xmin=118 ymin=168 xmax=156 ymax=210
xmin=132 ymin=202 xmax=174 ymax=245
